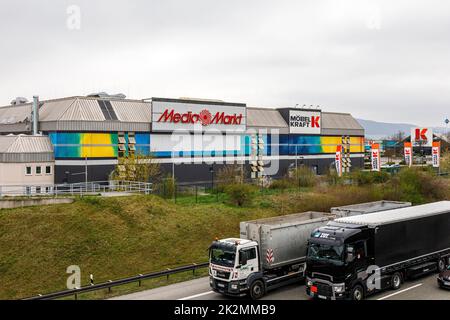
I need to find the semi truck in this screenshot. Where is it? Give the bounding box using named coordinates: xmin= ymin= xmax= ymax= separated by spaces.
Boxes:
xmin=305 ymin=201 xmax=450 ymax=300
xmin=208 ymin=200 xmax=411 ymax=299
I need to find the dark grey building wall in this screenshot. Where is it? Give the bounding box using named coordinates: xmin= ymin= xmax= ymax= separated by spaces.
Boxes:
xmin=54 ymin=156 xmax=364 ymax=185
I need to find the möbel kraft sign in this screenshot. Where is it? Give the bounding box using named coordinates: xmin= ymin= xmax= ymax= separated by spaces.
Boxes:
xmin=152 ymin=99 xmax=246 ymax=132
xmin=289 ymin=110 xmax=321 ymax=134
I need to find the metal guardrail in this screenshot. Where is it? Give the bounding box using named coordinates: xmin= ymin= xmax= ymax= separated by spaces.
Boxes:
xmin=23 ymin=262 xmax=209 ymax=300
xmin=0 ymin=180 xmax=152 ymax=197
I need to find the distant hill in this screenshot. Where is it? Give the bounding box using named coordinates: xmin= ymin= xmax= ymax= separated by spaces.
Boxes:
xmin=356 ymin=119 xmax=448 ymax=139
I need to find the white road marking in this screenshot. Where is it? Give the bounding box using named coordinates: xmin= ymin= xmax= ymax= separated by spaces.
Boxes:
xmin=377 ymin=283 xmax=423 ymax=300
xmin=178 ymin=291 xmax=215 ymax=300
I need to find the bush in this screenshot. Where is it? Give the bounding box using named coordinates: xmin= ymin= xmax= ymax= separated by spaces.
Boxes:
xmin=351 ymin=170 xmax=374 ymax=186
xmin=159 ymin=176 xmax=176 ymax=199
xmin=292 ymin=166 xmax=317 ymax=188
xmin=373 ymin=171 xmax=390 ymax=183
xmin=224 ymin=183 xmax=257 ymax=207
xmin=325 ymin=168 xmax=342 ymax=186
xmin=216 ymin=164 xmax=245 ymax=192
xmin=389 ymin=167 xmax=449 ymax=204
xmin=269 ymin=179 xmax=292 ymax=190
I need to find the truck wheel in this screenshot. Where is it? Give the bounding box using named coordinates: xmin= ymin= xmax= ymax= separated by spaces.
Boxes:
xmin=350 ymin=285 xmax=364 ymax=301
xmin=391 ymin=272 xmax=402 ymax=290
xmin=438 ymin=258 xmax=446 ymax=272
xmin=249 ymin=280 xmax=265 ymax=300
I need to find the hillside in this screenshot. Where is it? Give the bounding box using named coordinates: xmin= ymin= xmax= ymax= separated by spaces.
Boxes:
xmin=357 ymin=118 xmax=448 ymax=139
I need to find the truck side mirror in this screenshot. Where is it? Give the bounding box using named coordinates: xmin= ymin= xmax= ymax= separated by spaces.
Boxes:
xmin=346 ymin=246 xmax=355 ymax=263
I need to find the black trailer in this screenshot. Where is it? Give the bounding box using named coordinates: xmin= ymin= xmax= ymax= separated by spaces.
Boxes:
xmin=305 ymin=201 xmax=450 ymax=300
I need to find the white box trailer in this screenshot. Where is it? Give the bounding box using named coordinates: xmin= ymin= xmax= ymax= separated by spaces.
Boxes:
xmin=330 ymin=200 xmax=411 ymax=217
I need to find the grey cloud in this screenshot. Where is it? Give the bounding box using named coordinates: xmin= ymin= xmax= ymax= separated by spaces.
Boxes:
xmin=0 ymin=0 xmax=449 ymax=127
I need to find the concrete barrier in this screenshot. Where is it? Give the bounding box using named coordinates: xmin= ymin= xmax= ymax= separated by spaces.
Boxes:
xmin=0 ymin=197 xmax=74 ymax=209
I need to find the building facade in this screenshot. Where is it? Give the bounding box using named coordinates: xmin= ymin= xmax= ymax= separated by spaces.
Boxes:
xmin=0 ymin=95 xmax=365 ymax=184
xmin=0 ymin=135 xmax=54 ymax=195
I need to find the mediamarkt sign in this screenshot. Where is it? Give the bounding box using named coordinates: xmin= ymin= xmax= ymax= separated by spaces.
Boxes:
xmin=289 ymin=110 xmax=321 ymax=134
xmin=152 ymin=99 xmax=246 ymax=132
xmin=157 ymin=108 xmax=243 ymax=126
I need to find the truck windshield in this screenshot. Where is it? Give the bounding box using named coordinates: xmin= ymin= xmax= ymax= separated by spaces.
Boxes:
xmin=210 ymin=248 xmax=236 ymax=267
xmin=307 ymin=243 xmax=344 ymax=265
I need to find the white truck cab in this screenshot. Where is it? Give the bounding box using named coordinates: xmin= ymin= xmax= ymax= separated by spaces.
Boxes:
xmin=209 ymin=238 xmax=260 ymax=297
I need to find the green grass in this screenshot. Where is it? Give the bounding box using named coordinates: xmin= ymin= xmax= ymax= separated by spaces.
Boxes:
xmin=0 ymin=169 xmax=448 ymax=300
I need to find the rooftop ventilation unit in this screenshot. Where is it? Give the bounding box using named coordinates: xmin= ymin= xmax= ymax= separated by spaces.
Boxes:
xmin=87 ymin=92 xmax=126 ymax=99
xmin=10 ymin=97 xmax=29 ymax=106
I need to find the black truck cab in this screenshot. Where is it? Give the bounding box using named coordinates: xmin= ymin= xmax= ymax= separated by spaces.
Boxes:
xmin=306 ymin=222 xmax=375 ymax=300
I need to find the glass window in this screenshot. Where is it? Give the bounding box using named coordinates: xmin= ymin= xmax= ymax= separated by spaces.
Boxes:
xmin=35 ymin=166 xmax=42 ymax=175
xmin=45 ymin=166 xmax=52 ymax=174
xmin=36 ymin=187 xmax=41 ymax=194
xmin=246 ymin=248 xmax=257 ymax=260
xmin=307 ymin=243 xmax=345 ymax=265
xmin=210 ymin=248 xmax=236 ymax=267
xmin=354 ymin=241 xmax=366 ymax=260
xmin=26 ymin=166 xmax=32 ymax=175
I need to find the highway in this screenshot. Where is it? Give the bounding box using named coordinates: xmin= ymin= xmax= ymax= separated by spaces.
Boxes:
xmin=111 ymin=273 xmax=449 ymax=300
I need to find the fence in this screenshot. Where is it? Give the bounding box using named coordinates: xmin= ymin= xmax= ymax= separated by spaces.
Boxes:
xmin=0 ymin=180 xmax=152 ymax=197
xmin=23 ymin=262 xmax=209 ymax=300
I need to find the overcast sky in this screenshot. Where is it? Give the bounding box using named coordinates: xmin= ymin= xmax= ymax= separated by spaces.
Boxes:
xmin=1 ymin=0 xmax=449 ymax=126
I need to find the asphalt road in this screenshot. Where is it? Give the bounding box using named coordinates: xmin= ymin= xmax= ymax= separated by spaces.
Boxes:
xmin=111 ymin=273 xmax=449 ymax=300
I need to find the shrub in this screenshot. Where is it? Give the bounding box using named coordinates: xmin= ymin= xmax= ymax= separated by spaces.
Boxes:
xmin=269 ymin=179 xmax=292 ymax=190
xmin=391 ymin=167 xmax=448 ymax=204
xmin=224 ymin=183 xmax=257 ymax=207
xmin=292 ymin=165 xmax=317 ymax=188
xmin=373 ymin=171 xmax=390 ymax=184
xmin=351 ymin=170 xmax=374 ymax=186
xmin=216 ymin=164 xmax=246 ymax=192
xmin=325 ymin=168 xmax=342 ymax=186
xmin=159 ymin=176 xmax=176 ymax=199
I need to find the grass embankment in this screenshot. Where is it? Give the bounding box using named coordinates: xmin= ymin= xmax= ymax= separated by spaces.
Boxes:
xmin=0 ymin=168 xmax=449 ymax=299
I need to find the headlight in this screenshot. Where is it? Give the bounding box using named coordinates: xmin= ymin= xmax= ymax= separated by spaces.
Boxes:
xmin=209 ymin=277 xmax=213 ymax=284
xmin=307 ymin=280 xmax=313 ymax=287
xmin=334 ymin=284 xmax=345 ymax=293
xmin=231 ymin=284 xmax=238 ymax=290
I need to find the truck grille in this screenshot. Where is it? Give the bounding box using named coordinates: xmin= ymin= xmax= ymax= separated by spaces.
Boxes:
xmin=317 ymin=282 xmax=333 ymax=296
xmin=216 ymin=271 xmax=231 ymax=280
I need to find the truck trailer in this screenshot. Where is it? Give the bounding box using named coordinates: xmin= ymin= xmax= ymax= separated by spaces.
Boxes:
xmin=208 ymin=200 xmax=411 ymax=299
xmin=305 ymin=201 xmax=450 ymax=300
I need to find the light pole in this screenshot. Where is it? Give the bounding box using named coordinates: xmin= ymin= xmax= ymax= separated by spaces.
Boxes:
xmin=209 ymin=165 xmax=215 ymax=191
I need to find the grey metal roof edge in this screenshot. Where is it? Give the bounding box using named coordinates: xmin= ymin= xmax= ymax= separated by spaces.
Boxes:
xmin=0 ymin=153 xmax=54 ymax=163
xmin=151 ymin=97 xmax=246 ymax=107
xmin=39 ymin=121 xmax=151 ymax=132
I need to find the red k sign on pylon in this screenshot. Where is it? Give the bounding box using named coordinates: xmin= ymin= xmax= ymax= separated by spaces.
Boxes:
xmin=371 ymin=144 xmax=381 ymax=172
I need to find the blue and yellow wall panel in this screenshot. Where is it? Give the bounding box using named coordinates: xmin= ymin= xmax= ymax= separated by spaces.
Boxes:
xmin=49 ymin=132 xmax=118 ymax=158
xmin=48 ymin=132 xmax=364 ymax=159
xmin=268 ymin=135 xmax=364 ymax=156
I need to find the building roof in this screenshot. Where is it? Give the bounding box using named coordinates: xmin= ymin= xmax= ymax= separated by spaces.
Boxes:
xmin=321 ymin=112 xmax=365 ymax=136
xmin=38 ymin=96 xmax=152 ymax=122
xmin=0 ymin=96 xmax=363 ymax=136
xmin=0 ymin=103 xmax=31 ymax=124
xmin=246 ymin=108 xmax=288 ymax=128
xmin=334 ymin=201 xmax=450 ymax=227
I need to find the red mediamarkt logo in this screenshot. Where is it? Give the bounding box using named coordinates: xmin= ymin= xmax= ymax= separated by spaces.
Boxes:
xmin=157 ymin=108 xmax=243 ymax=126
